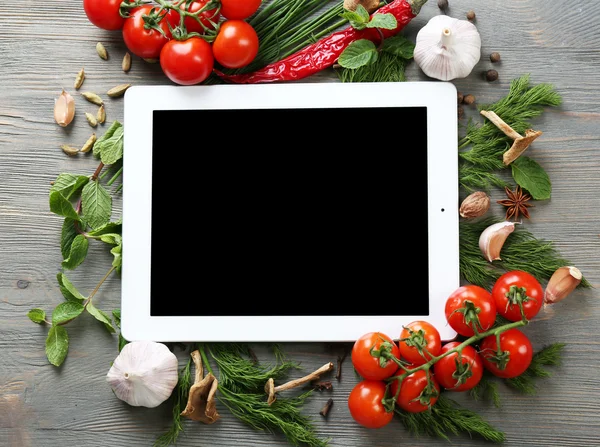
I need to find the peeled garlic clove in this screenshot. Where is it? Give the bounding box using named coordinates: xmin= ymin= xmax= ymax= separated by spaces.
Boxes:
xmin=544 ymin=266 xmax=582 ymax=305
xmin=479 ymin=221 xmax=516 ymax=262
xmin=54 ymin=90 xmax=75 ymax=127
xmin=106 ymin=340 xmax=179 ymax=408
xmin=414 ymin=15 xmax=482 ymax=81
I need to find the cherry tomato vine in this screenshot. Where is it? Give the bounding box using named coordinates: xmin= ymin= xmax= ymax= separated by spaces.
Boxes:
xmin=349 ymin=269 xmax=547 ymax=430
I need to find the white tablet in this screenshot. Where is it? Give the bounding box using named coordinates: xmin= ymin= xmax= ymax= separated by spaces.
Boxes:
xmin=121 ymin=81 xmax=459 ymax=343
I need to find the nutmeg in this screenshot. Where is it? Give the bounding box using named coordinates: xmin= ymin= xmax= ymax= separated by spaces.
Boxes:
xmin=459 ymin=191 xmax=491 ymax=218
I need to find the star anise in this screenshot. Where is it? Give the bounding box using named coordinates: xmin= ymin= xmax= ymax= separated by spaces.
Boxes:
xmin=497 ymin=185 xmax=534 ymax=221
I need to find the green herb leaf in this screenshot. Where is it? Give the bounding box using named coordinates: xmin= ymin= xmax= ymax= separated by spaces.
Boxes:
xmin=382 ymin=35 xmax=415 ymax=58
xmin=99 ymin=233 xmax=122 ymax=246
xmin=49 ymin=191 xmax=79 ymax=220
xmin=60 ymin=218 xmax=78 ymax=259
xmin=340 ymin=5 xmax=370 ymax=29
xmin=57 ymin=272 xmax=86 ymax=301
xmin=50 ymin=174 xmax=90 ymax=200
xmin=366 ymin=13 xmax=397 ymax=30
xmin=51 ymin=301 xmax=85 ymax=325
xmin=505 ymin=343 xmax=565 ymax=395
xmin=98 ymin=124 xmax=124 ymax=166
xmin=45 ymin=325 xmax=69 ymax=367
xmin=87 ymin=301 xmax=116 ymax=333
xmin=81 ymin=180 xmax=112 ymax=230
xmin=112 ymin=310 xmax=129 ymax=352
xmin=61 ymin=234 xmax=89 ymax=270
xmin=28 ymin=308 xmax=46 ymax=324
xmin=338 ymin=39 xmax=378 ymax=69
xmin=87 ymin=219 xmax=122 ymax=237
xmin=94 ymin=121 xmax=122 ymax=158
xmin=110 ymin=243 xmax=122 ymax=271
xmin=511 ymin=156 xmax=552 ymax=200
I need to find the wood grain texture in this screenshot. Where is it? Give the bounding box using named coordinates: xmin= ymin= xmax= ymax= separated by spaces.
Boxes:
xmin=1 ymin=1 xmax=600 ymax=446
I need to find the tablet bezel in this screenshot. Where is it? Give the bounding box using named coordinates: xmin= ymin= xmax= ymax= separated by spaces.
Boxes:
xmin=121 ymin=81 xmax=459 ymax=343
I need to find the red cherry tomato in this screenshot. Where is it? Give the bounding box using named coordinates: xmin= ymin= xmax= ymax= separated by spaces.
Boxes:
xmin=390 ymin=369 xmax=440 ymax=413
xmin=160 ymin=37 xmax=214 ymax=86
xmin=398 ymin=320 xmax=442 ymax=366
xmin=433 ymin=342 xmax=483 ymax=391
xmin=83 ymin=0 xmax=125 ymax=31
xmin=351 ymin=332 xmax=400 ymax=381
xmin=122 ymin=5 xmax=172 ymax=59
xmin=445 ymin=285 xmax=497 ymax=337
xmin=348 ymin=380 xmax=394 ymax=429
xmin=212 ymin=20 xmax=259 ymax=69
xmin=479 ymin=328 xmax=533 ymax=378
xmin=220 ymin=0 xmax=262 ymax=20
xmin=165 ymin=0 xmax=221 ymax=34
xmin=491 ymin=270 xmax=544 ymax=322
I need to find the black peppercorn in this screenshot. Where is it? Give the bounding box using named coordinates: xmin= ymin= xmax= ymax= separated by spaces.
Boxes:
xmin=485 ymin=69 xmax=499 ymax=82
xmin=463 ymin=94 xmax=476 ymax=105
xmin=457 ymin=91 xmax=464 ymax=104
xmin=458 ymin=105 xmax=464 ymax=119
xmin=490 ymin=52 xmax=501 ymax=63
xmin=437 ymin=0 xmax=449 ymax=11
xmin=466 ymin=10 xmax=476 ymax=20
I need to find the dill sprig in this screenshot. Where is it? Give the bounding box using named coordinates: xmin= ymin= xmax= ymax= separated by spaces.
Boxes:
xmin=469 ymin=373 xmax=502 ymax=408
xmin=336 ymin=51 xmax=411 ymax=83
xmin=201 ymin=344 xmax=330 ymax=447
xmin=459 ymin=162 xmax=509 ymax=193
xmin=459 ymin=217 xmax=592 ymax=290
xmin=154 ymin=354 xmax=194 ymax=447
xmin=458 ymin=74 xmax=562 ymax=190
xmin=395 ymin=394 xmax=505 ymax=443
xmin=505 ymin=343 xmax=566 ymax=395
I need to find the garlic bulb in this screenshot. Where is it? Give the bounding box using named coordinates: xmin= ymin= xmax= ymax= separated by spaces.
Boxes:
xmin=479 ymin=221 xmax=516 ymax=262
xmin=107 ymin=340 xmax=179 ymax=408
xmin=414 ymin=15 xmax=481 ymax=81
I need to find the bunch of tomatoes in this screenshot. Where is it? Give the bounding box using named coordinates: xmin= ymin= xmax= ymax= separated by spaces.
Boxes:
xmin=348 ymin=270 xmax=545 ymax=430
xmin=83 ymin=0 xmax=262 ymax=85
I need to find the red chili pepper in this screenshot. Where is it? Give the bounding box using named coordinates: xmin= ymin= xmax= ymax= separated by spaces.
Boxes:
xmin=214 ymin=0 xmax=427 ymax=84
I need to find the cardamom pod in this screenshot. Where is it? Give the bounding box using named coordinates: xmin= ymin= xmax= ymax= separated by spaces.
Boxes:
xmin=85 ymin=112 xmax=98 ymax=128
xmin=122 ymin=52 xmax=132 ymax=72
xmin=61 ymin=144 xmax=79 ymax=156
xmin=54 ymin=90 xmax=75 ymax=127
xmin=107 ymin=84 xmax=132 ymax=98
xmin=143 ymin=58 xmax=159 ymax=64
xmin=96 ymin=42 xmax=108 ymax=60
xmin=74 ymin=67 xmax=85 ymax=90
xmin=81 ymin=133 xmax=97 ymax=153
xmin=97 ymin=105 xmax=106 ymax=124
xmin=81 ymin=91 xmax=104 ymax=106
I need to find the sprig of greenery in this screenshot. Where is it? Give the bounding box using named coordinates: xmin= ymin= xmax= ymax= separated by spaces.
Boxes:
xmin=469 ymin=373 xmax=502 ymax=408
xmin=395 ymin=394 xmax=505 ymax=443
xmin=505 ymin=343 xmax=566 ymax=395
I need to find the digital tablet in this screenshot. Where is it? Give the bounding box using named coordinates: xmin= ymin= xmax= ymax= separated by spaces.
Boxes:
xmin=121 ymin=81 xmax=460 ymax=343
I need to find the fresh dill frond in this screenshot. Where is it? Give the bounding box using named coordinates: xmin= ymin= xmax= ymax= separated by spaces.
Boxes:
xmin=336 ymin=51 xmax=410 ymax=83
xmin=395 ymin=394 xmax=505 ymax=443
xmin=459 ymin=163 xmax=509 ymax=193
xmin=505 ymin=343 xmax=566 ymax=395
xmin=469 ymin=372 xmax=502 ymax=408
xmin=208 ymin=343 xmax=301 ymax=394
xmin=154 ymin=354 xmax=193 ymax=447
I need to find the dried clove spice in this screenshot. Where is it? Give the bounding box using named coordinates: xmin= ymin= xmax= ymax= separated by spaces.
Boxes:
xmin=180 ymin=350 xmax=221 ymax=424
xmin=312 ymin=381 xmax=333 ymax=391
xmin=336 ymin=352 xmax=348 ymax=381
xmin=265 ymin=362 xmax=334 ymax=405
xmin=319 ymin=398 xmax=334 ymax=417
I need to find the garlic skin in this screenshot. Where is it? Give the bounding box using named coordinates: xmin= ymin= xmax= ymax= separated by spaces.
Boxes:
xmin=544 ymin=266 xmax=582 ymax=305
xmin=414 ymin=15 xmax=482 ymax=81
xmin=107 ymin=340 xmax=179 ymax=408
xmin=479 ymin=221 xmax=516 ymax=262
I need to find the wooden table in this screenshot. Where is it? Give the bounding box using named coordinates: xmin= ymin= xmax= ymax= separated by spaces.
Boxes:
xmin=2 ymin=1 xmax=599 ymax=446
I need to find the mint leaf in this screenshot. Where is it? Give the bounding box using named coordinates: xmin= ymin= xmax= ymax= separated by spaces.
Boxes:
xmin=49 ymin=191 xmax=79 ymax=220
xmin=46 ymin=325 xmax=69 ymax=367
xmin=112 ymin=309 xmax=129 ymax=352
xmin=97 ymin=124 xmax=124 ymax=165
xmin=511 ymin=156 xmax=552 ymax=200
xmin=94 ymin=121 xmax=122 ymax=158
xmin=88 ymin=219 xmax=122 ymax=237
xmin=87 ymin=302 xmax=116 ymax=333
xmin=382 ymin=35 xmax=415 ymax=58
xmin=61 ymin=218 xmax=78 ymax=259
xmin=338 ymin=39 xmax=378 ymax=69
xmin=341 ymin=5 xmax=370 ymax=30
xmin=366 ymin=13 xmax=397 ymax=30
xmin=28 ymin=308 xmax=46 ymax=324
xmin=50 ymin=174 xmax=90 ymax=200
xmin=111 ymin=243 xmax=122 ymax=272
xmin=57 ymin=272 xmax=86 ymax=301
xmin=99 ymin=233 xmax=122 ymax=246
xmin=81 ymin=181 xmax=112 ymax=230
xmin=61 ymin=234 xmax=89 ymax=270
xmin=51 ymin=302 xmax=85 ymax=325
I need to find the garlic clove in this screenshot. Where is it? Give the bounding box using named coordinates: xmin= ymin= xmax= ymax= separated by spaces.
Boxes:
xmin=106 ymin=340 xmax=179 ymax=408
xmin=414 ymin=15 xmax=482 ymax=81
xmin=54 ymin=89 xmax=75 ymax=127
xmin=479 ymin=221 xmax=516 ymax=262
xmin=544 ymin=266 xmax=582 ymax=305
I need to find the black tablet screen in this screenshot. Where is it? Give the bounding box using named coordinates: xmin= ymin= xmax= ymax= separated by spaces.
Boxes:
xmin=150 ymin=107 xmax=428 ymax=317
